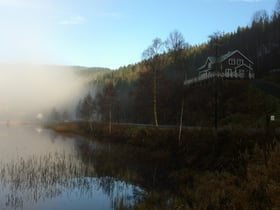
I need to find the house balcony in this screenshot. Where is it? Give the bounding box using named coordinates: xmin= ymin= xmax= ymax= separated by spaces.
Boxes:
xmin=184 ymin=71 xmax=255 ymax=86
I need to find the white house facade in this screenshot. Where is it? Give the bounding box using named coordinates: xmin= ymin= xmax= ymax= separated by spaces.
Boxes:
xmin=184 ymin=50 xmax=254 ymax=85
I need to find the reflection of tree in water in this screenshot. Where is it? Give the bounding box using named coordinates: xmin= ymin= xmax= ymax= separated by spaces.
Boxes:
xmin=95 ymin=176 xmax=144 ymax=209
xmin=74 ymin=137 xmax=170 ymax=190
xmin=0 ymin=150 xmax=144 ymax=210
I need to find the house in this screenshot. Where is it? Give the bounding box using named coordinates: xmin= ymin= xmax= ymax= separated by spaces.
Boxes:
xmin=184 ymin=50 xmax=254 ymax=85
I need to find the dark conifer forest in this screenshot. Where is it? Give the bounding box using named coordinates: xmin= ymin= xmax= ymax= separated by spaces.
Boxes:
xmin=76 ymin=4 xmax=280 ymax=128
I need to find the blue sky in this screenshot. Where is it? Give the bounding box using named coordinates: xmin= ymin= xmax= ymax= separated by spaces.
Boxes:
xmin=0 ymin=0 xmax=277 ymax=69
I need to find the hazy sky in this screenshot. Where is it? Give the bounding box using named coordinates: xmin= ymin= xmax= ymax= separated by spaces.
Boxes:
xmin=0 ymin=0 xmax=277 ymax=69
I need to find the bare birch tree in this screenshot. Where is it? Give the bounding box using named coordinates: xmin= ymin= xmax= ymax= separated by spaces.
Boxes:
xmin=276 ymin=0 xmax=280 ymax=15
xmin=142 ymin=38 xmax=164 ymax=127
xmin=166 ymin=30 xmax=188 ymax=64
xmin=166 ymin=30 xmax=188 ymax=144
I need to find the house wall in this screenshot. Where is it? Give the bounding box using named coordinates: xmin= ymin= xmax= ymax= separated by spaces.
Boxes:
xmin=192 ymin=51 xmax=255 ymax=86
xmin=221 ymin=53 xmax=252 ymax=71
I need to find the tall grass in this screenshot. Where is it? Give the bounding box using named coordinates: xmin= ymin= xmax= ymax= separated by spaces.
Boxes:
xmin=0 ymin=151 xmax=144 ymax=210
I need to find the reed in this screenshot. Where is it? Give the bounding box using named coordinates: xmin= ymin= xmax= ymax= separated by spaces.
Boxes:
xmin=0 ymin=151 xmax=143 ymax=209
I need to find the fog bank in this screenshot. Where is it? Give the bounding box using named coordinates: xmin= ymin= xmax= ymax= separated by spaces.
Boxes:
xmin=0 ymin=64 xmax=86 ymax=121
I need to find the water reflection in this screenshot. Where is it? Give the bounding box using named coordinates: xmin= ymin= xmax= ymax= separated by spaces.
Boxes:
xmin=0 ymin=126 xmax=144 ymax=210
xmin=75 ymin=136 xmax=170 ymax=191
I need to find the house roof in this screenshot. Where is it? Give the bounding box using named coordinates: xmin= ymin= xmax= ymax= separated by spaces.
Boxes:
xmin=197 ymin=50 xmax=254 ymax=71
xmin=235 ymin=63 xmax=253 ymax=70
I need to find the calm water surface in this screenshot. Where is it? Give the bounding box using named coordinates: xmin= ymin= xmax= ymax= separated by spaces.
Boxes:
xmin=0 ymin=125 xmax=144 ymax=210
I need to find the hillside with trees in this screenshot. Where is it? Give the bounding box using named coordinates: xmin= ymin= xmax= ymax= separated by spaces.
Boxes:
xmin=76 ymin=2 xmax=280 ymax=128
xmin=51 ymin=3 xmax=280 ymax=209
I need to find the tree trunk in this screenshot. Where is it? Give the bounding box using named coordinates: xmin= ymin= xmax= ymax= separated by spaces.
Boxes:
xmin=178 ymin=97 xmax=184 ymax=145
xmin=88 ymin=118 xmax=93 ymax=133
xmin=109 ymin=104 xmax=112 ymax=134
xmin=214 ymin=77 xmax=218 ymax=131
xmin=153 ymin=69 xmax=159 ymax=127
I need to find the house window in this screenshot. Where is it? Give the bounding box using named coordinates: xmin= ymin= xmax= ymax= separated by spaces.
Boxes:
xmin=237 ymin=59 xmax=244 ymax=65
xmin=239 ymin=69 xmax=245 ymax=78
xmin=228 ymin=58 xmax=235 ymax=65
xmin=225 ymin=68 xmax=232 ymax=73
xmin=225 ymin=68 xmax=232 ymax=77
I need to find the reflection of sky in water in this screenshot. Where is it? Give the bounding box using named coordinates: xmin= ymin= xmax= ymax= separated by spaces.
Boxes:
xmin=37 ymin=178 xmax=141 ymax=210
xmin=0 ymin=125 xmax=76 ymax=163
xmin=0 ymin=177 xmax=142 ymax=210
xmin=0 ymin=126 xmax=144 ymax=210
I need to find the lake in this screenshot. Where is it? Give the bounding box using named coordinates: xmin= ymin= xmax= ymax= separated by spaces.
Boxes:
xmin=0 ymin=125 xmax=145 ymax=210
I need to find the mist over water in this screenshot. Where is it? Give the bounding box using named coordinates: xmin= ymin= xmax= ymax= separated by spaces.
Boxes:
xmin=0 ymin=126 xmax=144 ymax=210
xmin=0 ymin=64 xmax=86 ymax=121
xmin=0 ymin=2 xmax=145 ymax=209
xmin=0 ymin=1 xmax=89 ymax=121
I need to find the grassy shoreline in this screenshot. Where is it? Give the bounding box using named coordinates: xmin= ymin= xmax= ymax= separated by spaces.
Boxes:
xmin=48 ymin=121 xmax=279 ymax=171
xmin=49 ymin=121 xmax=280 ymax=209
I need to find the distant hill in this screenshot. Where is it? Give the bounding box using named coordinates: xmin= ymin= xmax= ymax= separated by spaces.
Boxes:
xmin=43 ymin=65 xmax=112 ymax=86
xmin=0 ymin=63 xmax=111 ymax=94
xmin=72 ymin=66 xmax=111 ymax=85
xmin=0 ymin=63 xmax=111 ymax=80
xmin=69 ymin=65 xmax=111 ymax=72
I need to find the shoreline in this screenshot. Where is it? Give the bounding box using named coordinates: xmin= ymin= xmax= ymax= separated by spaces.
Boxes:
xmin=48 ymin=120 xmax=280 ymax=209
